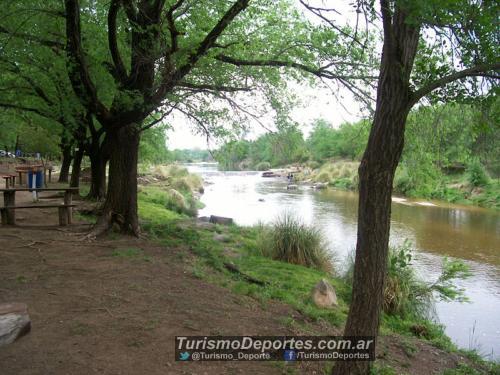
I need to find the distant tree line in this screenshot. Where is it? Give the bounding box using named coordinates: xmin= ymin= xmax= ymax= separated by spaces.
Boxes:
xmin=214 ymin=101 xmax=499 ymax=183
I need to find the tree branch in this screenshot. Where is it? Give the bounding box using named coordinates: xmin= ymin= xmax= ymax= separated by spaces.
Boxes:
xmin=215 ymin=54 xmax=376 ymax=81
xmin=165 ymin=0 xmax=186 ymax=54
xmin=154 ymin=0 xmax=250 ymax=102
xmin=0 ymin=24 xmax=64 ymax=48
xmin=410 ymin=62 xmax=500 ymax=106
xmin=107 ymin=0 xmax=128 ymax=84
xmin=178 ymin=81 xmax=251 ymax=92
xmin=64 ymin=0 xmax=110 ymax=124
xmin=140 ymin=105 xmax=177 ymax=132
xmin=0 ymin=102 xmax=52 ymax=119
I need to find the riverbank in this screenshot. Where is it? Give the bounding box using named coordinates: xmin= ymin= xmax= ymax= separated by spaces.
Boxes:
xmin=253 ymin=160 xmax=500 ymax=210
xmin=1 ymin=166 xmax=498 ymax=374
xmin=96 ymin=179 xmax=500 ymax=373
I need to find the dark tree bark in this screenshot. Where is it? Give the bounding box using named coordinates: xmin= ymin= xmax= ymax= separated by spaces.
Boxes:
xmin=58 ymin=144 xmax=73 ymax=183
xmin=86 ymin=136 xmax=108 ymax=201
xmin=91 ymin=125 xmax=140 ymax=236
xmin=332 ymin=3 xmax=420 ymax=375
xmin=69 ymin=143 xmax=84 ymax=189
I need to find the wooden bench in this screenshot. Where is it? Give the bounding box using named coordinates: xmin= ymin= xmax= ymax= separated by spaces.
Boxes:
xmin=0 ymin=188 xmax=79 ymax=226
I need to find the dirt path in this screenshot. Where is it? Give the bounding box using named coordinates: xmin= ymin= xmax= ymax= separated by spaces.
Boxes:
xmin=0 ymin=193 xmax=322 ymax=374
xmin=0 ymin=192 xmax=479 ymax=374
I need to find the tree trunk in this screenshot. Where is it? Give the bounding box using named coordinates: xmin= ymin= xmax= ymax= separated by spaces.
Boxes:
xmin=70 ymin=143 xmax=84 ymax=189
xmin=86 ymin=135 xmax=109 ymax=201
xmin=332 ymin=5 xmax=419 ymax=374
xmin=92 ymin=125 xmax=140 ymax=236
xmin=58 ymin=144 xmax=72 ymax=183
xmin=87 ymin=153 xmax=107 ymax=200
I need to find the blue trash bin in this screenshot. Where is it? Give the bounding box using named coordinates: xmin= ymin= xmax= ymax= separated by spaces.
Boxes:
xmin=28 ymin=170 xmax=44 ymax=189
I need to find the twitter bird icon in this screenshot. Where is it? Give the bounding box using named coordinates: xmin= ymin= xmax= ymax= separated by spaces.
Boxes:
xmin=179 ymin=352 xmax=190 ymax=361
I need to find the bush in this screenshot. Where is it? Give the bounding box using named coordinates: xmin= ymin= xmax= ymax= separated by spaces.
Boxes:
xmin=466 ymin=158 xmax=490 ymax=187
xmin=256 ymin=212 xmax=333 ymax=272
xmin=307 ymin=160 xmax=320 ymax=170
xmin=394 ymin=166 xmax=414 ymax=195
xmin=255 ymin=161 xmax=271 ymax=171
xmin=344 ymin=240 xmax=471 ymax=320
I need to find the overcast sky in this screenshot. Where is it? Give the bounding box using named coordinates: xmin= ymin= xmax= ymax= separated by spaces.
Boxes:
xmin=166 ymin=0 xmax=371 ymax=150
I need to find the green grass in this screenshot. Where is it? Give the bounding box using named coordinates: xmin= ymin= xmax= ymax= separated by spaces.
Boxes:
xmin=256 ymin=213 xmax=334 ymax=272
xmin=111 ymin=247 xmax=152 ymax=262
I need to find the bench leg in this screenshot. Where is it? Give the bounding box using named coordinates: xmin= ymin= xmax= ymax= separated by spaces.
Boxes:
xmin=58 ymin=207 xmax=68 ymax=226
xmin=1 ymin=208 xmax=7 ymax=225
xmin=64 ymin=191 xmax=73 ymax=224
xmin=4 ymin=191 xmax=15 ymax=225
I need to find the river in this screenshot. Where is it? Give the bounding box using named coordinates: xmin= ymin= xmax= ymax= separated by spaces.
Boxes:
xmin=186 ymin=163 xmax=500 ymax=359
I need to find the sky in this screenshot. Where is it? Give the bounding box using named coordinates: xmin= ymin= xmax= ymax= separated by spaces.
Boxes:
xmin=166 ymin=0 xmax=370 ymax=151
xmin=165 ymin=84 xmax=364 ymax=150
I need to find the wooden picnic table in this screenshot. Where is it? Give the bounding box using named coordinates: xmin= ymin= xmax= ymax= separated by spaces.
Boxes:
xmin=0 ymin=187 xmax=79 ymax=226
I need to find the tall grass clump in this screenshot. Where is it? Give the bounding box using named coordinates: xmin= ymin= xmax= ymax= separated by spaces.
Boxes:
xmin=255 ymin=161 xmax=271 ymax=171
xmin=256 ymin=213 xmax=333 ymax=272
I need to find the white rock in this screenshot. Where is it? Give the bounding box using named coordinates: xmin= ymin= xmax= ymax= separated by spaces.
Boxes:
xmin=0 ymin=303 xmax=31 ymax=346
xmin=311 ymin=279 xmax=338 ymax=308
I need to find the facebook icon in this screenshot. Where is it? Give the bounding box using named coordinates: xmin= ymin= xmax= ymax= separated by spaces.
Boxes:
xmin=283 ymin=350 xmax=297 ymax=361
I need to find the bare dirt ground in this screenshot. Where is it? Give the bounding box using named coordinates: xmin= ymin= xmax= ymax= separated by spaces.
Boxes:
xmin=0 ymin=191 xmax=477 ymax=374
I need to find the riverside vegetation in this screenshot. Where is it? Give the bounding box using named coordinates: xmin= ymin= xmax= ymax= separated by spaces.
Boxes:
xmin=80 ymin=164 xmax=498 ymax=374
xmin=214 ymin=103 xmax=500 ymax=210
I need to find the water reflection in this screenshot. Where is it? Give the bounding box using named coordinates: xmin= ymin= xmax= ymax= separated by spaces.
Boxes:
xmin=188 ymin=163 xmax=500 ymax=359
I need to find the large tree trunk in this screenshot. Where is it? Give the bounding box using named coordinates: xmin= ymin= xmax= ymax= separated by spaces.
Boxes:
xmin=92 ymin=125 xmax=140 ymax=236
xmin=69 ymin=143 xmax=84 ymax=189
xmin=58 ymin=144 xmax=72 ymax=183
xmin=332 ymin=4 xmax=419 ymax=375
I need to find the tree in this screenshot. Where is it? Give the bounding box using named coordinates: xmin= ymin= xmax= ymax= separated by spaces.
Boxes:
xmin=60 ymin=0 xmax=372 ymax=235
xmin=0 ymin=1 xmax=110 ymax=197
xmin=321 ymin=0 xmax=499 ymax=373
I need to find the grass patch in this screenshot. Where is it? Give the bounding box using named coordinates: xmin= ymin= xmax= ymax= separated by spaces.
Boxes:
xmin=256 ymin=212 xmax=334 ymax=272
xmin=112 ymin=247 xmax=152 ymax=262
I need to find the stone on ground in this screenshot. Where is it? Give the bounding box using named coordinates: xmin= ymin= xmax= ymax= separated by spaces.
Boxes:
xmin=0 ymin=302 xmax=31 ymax=346
xmin=311 ymin=279 xmax=338 ymax=308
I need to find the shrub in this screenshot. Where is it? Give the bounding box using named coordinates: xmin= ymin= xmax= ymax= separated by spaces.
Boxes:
xmin=466 ymin=158 xmax=489 ymax=187
xmin=255 ymin=161 xmax=271 ymax=171
xmin=256 ymin=212 xmax=333 ymax=272
xmin=344 ymin=240 xmax=471 ymax=319
xmin=307 ymin=160 xmax=320 ymax=170
xmin=316 ymin=171 xmax=332 ymax=183
xmin=394 ymin=166 xmax=414 ymax=195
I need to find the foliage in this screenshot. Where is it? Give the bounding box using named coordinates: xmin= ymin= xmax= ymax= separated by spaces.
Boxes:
xmin=256 ymin=212 xmax=333 ymax=272
xmin=215 ymin=120 xmax=308 ymax=170
xmin=344 ymin=240 xmax=472 ymax=320
xmin=139 ymin=125 xmax=172 ymax=165
xmin=171 ymin=149 xmax=213 ymax=163
xmin=466 ymin=158 xmax=490 ymax=187
xmin=307 ymin=118 xmax=370 ymax=161
xmin=255 ymin=161 xmax=271 ymax=171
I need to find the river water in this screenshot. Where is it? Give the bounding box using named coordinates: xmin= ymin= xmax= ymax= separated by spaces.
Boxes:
xmin=186 ymin=163 xmax=500 ymax=359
